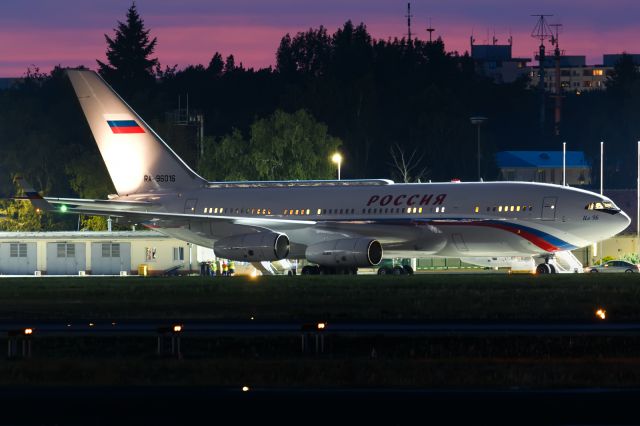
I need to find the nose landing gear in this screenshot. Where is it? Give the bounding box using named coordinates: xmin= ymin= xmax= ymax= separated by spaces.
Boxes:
xmin=536 ymin=257 xmax=557 ymax=274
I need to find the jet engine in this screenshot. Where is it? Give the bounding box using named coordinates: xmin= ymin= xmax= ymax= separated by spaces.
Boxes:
xmin=214 ymin=232 xmax=290 ymax=261
xmin=305 ymin=238 xmax=383 ymax=267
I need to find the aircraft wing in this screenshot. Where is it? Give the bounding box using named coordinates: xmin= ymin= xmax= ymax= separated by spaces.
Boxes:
xmin=38 ymin=196 xmax=316 ymax=232
xmin=13 ymin=178 xmax=443 ymax=248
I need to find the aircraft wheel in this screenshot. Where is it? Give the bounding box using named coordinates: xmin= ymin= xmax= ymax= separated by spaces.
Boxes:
xmin=393 ymin=265 xmax=405 ymax=275
xmin=625 ymin=269 xmax=634 ymax=273
xmin=590 ymin=269 xmax=598 ymax=273
xmin=402 ymin=265 xmax=414 ymax=275
xmin=536 ymin=264 xmax=551 ymax=274
xmin=301 ymin=266 xmax=315 ymax=275
xmin=549 ymin=264 xmax=557 ymax=274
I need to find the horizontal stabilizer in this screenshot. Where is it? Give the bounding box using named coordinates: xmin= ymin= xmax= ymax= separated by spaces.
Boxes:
xmin=12 ymin=177 xmax=52 ymax=212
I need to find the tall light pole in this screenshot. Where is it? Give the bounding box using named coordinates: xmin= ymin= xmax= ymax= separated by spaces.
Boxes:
xmin=470 ymin=116 xmax=488 ymax=181
xmin=600 ymin=140 xmax=604 ymax=264
xmin=600 ymin=141 xmax=604 ymax=195
xmin=332 ymin=152 xmax=343 ymax=180
xmin=562 ymin=141 xmax=566 ymax=186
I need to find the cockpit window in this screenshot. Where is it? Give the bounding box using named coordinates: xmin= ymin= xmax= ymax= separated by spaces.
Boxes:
xmin=585 ymin=201 xmax=620 ymax=214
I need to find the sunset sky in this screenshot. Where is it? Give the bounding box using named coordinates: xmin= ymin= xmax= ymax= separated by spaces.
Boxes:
xmin=1 ymin=0 xmax=639 ymax=77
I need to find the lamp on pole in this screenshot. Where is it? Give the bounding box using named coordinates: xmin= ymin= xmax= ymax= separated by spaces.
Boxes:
xmin=470 ymin=116 xmax=488 ymax=181
xmin=331 ymin=152 xmax=343 ymax=180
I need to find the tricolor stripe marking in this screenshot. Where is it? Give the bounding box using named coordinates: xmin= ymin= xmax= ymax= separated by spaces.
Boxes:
xmin=24 ymin=191 xmax=43 ymax=200
xmin=107 ymin=120 xmax=144 ymax=134
xmin=429 ymin=220 xmax=576 ymax=252
xmin=362 ymin=218 xmax=577 ymax=253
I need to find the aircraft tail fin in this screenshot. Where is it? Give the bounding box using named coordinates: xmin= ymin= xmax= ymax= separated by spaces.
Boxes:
xmin=66 ymin=69 xmax=206 ymax=196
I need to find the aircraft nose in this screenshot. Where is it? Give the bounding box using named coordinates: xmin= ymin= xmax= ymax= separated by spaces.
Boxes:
xmin=617 ymin=209 xmax=632 ymax=233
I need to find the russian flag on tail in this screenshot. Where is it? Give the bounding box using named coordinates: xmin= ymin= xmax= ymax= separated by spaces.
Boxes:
xmin=107 ymin=120 xmax=145 ymax=134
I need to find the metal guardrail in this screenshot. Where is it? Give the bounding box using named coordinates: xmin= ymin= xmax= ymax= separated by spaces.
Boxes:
xmin=3 ymin=320 xmax=640 ymax=337
xmin=5 ymin=320 xmax=638 ymax=358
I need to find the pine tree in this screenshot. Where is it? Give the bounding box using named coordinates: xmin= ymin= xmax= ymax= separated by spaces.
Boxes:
xmin=97 ymin=2 xmax=158 ymax=95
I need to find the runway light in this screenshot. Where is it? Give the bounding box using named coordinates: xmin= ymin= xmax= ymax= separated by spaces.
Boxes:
xmin=89 ymin=322 xmax=94 ymax=327
xmin=596 ymin=308 xmax=606 ymax=320
xmin=242 ymin=386 xmax=250 ymax=392
xmin=24 ymin=328 xmax=33 ymax=335
xmin=60 ymin=205 xmax=68 ymax=213
xmin=173 ymin=324 xmax=183 ymax=333
xmin=250 ymin=316 xmax=255 ymax=320
xmin=317 ymin=322 xmax=326 ymax=330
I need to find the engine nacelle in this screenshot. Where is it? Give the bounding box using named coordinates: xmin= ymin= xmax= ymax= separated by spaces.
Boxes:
xmin=214 ymin=232 xmax=290 ymax=261
xmin=305 ymin=238 xmax=383 ymax=267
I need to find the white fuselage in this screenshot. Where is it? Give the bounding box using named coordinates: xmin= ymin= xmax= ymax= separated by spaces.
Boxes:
xmin=61 ymin=70 xmax=630 ymax=264
xmin=131 ymin=180 xmax=630 ymax=259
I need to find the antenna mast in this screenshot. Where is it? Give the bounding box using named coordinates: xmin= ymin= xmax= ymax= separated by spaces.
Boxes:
xmin=406 ymin=2 xmax=413 ymax=42
xmin=426 ymin=18 xmax=435 ymax=43
xmin=550 ymin=23 xmax=564 ymax=137
xmin=531 ymin=14 xmax=554 ymax=141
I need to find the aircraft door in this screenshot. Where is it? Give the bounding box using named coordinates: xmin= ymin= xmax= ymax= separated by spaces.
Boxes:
xmin=184 ymin=198 xmax=198 ymax=214
xmin=541 ymin=197 xmax=557 ymax=221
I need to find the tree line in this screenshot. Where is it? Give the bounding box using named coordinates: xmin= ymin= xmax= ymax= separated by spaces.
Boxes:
xmin=1 ymin=3 xmax=639 ymax=230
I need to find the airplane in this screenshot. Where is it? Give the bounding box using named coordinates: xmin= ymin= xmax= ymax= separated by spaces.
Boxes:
xmin=19 ymin=69 xmax=631 ymax=275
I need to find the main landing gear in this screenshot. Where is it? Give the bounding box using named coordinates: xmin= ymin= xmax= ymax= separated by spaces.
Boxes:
xmin=377 ymin=265 xmax=414 ymax=275
xmin=301 ymin=265 xmax=358 ymax=275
